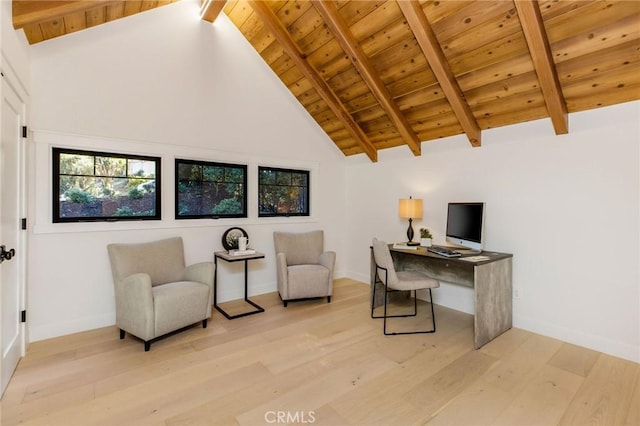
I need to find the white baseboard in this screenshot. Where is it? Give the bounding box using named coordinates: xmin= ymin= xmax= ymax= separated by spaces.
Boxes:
xmin=217 ymin=279 xmax=276 ymax=303
xmin=345 ymin=272 xmax=474 ymax=314
xmin=28 ymin=279 xmax=278 ymax=342
xmin=346 ymin=271 xmax=369 ymax=284
xmin=345 ymin=272 xmax=639 ymax=363
xmin=514 ymin=314 xmax=639 ymax=363
xmin=29 ymin=312 xmax=116 ymax=343
xmin=32 ymin=274 xmax=636 ymax=363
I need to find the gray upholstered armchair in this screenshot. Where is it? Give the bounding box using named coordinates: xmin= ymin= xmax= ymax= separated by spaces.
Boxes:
xmin=107 ymin=237 xmax=214 ymax=351
xmin=273 ymin=230 xmax=336 ymax=307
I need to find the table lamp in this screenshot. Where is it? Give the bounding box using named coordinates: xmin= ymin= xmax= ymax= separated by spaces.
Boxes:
xmin=399 ymin=196 xmax=423 ymax=246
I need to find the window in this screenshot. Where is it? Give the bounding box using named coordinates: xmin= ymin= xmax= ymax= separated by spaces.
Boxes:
xmin=175 ymin=159 xmax=247 ymax=219
xmin=53 ymin=148 xmax=161 ymax=222
xmin=258 ymin=166 xmax=309 ymax=217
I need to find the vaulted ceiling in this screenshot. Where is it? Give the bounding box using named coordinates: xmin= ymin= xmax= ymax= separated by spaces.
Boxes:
xmin=12 ymin=1 xmax=181 ymax=44
xmin=12 ymin=0 xmax=640 ymax=162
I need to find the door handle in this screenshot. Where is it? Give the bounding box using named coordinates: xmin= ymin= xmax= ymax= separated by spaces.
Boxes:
xmin=0 ymin=245 xmax=16 ymax=263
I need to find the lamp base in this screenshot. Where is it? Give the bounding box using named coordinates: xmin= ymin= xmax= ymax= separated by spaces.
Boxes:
xmin=406 ymin=241 xmax=420 ymax=246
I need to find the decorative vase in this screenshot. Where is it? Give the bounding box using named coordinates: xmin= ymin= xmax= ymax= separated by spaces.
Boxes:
xmin=420 ymin=238 xmax=432 ymax=247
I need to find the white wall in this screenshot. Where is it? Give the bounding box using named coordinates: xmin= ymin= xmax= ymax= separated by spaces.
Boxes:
xmin=23 ymin=0 xmax=639 ymax=363
xmin=345 ymin=101 xmax=640 ymax=362
xmin=27 ymin=1 xmax=347 ymax=341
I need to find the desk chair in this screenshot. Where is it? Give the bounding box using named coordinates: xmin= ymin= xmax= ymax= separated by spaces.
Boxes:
xmin=371 ymin=238 xmax=440 ymax=335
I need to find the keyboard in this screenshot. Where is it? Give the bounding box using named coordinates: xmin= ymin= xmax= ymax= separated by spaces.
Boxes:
xmin=427 ymin=246 xmax=461 ymax=257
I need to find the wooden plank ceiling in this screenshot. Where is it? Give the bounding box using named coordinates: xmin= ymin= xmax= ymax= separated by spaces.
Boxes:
xmin=13 ymin=1 xmax=640 ymax=162
xmin=12 ymin=1 xmax=180 ymax=45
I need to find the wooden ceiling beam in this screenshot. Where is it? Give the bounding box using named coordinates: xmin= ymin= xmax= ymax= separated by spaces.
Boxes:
xmin=398 ymin=0 xmax=481 ymax=147
xmin=12 ymin=1 xmax=118 ymax=29
xmin=515 ymin=0 xmax=568 ymax=135
xmin=313 ymin=0 xmax=421 ymax=156
xmin=200 ymin=0 xmax=227 ymax=23
xmin=248 ymin=0 xmax=378 ymax=162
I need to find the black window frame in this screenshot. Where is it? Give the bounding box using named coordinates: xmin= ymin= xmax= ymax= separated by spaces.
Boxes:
xmin=175 ymin=158 xmax=248 ymax=219
xmin=258 ymin=166 xmax=310 ymax=217
xmin=52 ymin=147 xmax=161 ymax=223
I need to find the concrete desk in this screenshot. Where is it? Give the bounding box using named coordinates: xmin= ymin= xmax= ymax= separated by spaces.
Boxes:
xmin=371 ymin=246 xmax=513 ymax=349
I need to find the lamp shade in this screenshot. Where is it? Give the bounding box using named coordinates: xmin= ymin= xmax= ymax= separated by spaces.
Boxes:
xmin=398 ymin=197 xmax=423 ymax=219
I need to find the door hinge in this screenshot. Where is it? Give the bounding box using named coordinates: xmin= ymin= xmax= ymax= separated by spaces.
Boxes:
xmin=21 ymin=218 xmax=27 ymax=230
xmin=20 ymin=310 xmax=26 ymax=323
xmin=22 ymin=126 xmax=27 ymax=138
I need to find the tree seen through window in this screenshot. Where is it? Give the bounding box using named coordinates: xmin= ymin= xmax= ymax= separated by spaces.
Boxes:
xmin=175 ymin=159 xmax=247 ymax=219
xmin=53 ymin=148 xmax=160 ymax=222
xmin=258 ymin=166 xmax=309 ymax=217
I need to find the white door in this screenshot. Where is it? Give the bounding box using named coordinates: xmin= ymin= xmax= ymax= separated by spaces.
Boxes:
xmin=1 ymin=76 xmax=26 ymax=396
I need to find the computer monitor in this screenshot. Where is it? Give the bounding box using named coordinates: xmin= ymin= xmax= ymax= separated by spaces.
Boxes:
xmin=445 ymin=202 xmax=484 ymax=252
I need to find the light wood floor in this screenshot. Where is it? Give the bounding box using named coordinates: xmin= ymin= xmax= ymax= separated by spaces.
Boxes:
xmin=1 ymin=279 xmax=638 ymax=426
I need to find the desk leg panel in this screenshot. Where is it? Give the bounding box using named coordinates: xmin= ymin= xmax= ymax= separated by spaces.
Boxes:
xmin=474 ymin=258 xmax=513 ymax=349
